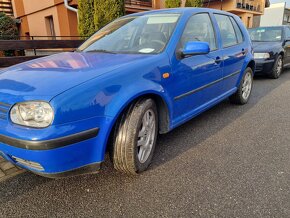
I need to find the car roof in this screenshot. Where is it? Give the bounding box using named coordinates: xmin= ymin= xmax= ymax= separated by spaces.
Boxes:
xmin=125 ymin=7 xmax=236 ymax=17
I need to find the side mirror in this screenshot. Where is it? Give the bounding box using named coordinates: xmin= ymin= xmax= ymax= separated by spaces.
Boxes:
xmin=181 ymin=41 xmax=210 ymax=57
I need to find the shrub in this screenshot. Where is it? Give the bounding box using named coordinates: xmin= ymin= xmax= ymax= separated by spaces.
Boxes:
xmin=78 ymin=0 xmax=95 ymax=37
xmin=78 ymin=0 xmax=125 ymax=37
xmin=185 ymin=0 xmax=203 ymax=7
xmin=94 ymin=0 xmax=125 ymax=31
xmin=0 ymin=12 xmax=19 ymax=56
xmin=165 ymin=0 xmax=181 ymax=8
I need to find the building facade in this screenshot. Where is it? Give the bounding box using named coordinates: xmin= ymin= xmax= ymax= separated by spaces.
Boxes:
xmin=11 ymin=0 xmax=79 ymax=39
xmin=204 ymin=0 xmax=270 ymax=28
xmin=0 ymin=0 xmax=13 ymax=16
xmin=12 ymin=0 xmax=164 ymax=38
xmin=11 ymin=0 xmax=269 ymax=38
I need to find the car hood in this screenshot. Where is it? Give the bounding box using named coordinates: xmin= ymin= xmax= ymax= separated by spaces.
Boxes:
xmin=252 ymin=41 xmax=282 ymax=53
xmin=0 ymin=52 xmax=152 ymax=102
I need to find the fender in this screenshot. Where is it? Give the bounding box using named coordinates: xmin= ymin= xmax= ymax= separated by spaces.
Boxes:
xmin=237 ymin=55 xmax=255 ymax=87
xmin=104 ymin=79 xmax=173 ymax=129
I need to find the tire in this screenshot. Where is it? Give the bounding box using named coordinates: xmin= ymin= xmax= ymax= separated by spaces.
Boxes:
xmin=110 ymin=98 xmax=158 ymax=175
xmin=269 ymin=55 xmax=283 ymax=79
xmin=229 ymin=67 xmax=253 ymax=105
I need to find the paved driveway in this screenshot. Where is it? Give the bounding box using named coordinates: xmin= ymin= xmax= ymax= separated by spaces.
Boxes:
xmin=0 ymin=69 xmax=290 ymax=217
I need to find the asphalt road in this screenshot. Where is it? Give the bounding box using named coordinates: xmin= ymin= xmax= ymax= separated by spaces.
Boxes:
xmin=1 ymin=69 xmax=290 ymax=218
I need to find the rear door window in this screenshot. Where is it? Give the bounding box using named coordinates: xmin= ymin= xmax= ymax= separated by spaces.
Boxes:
xmin=230 ymin=17 xmax=244 ymax=43
xmin=214 ymin=14 xmax=238 ymax=47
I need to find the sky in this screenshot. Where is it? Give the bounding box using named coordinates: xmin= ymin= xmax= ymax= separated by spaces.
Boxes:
xmin=270 ymin=0 xmax=290 ymax=7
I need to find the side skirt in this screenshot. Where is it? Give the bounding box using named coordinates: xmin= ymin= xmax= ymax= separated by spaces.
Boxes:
xmin=171 ymin=88 xmax=237 ymax=130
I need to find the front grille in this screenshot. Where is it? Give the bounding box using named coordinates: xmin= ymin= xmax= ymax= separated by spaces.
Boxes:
xmin=0 ymin=102 xmax=11 ymax=120
xmin=11 ymin=156 xmax=44 ymax=171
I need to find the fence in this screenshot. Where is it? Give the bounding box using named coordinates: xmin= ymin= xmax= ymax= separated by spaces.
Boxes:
xmin=0 ymin=36 xmax=84 ymax=68
xmin=125 ymin=0 xmax=152 ymax=8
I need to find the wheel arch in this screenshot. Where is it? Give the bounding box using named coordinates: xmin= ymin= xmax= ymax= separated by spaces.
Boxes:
xmin=113 ymin=92 xmax=171 ymax=134
xmin=279 ymin=51 xmax=285 ymax=59
xmin=247 ymin=60 xmax=256 ymax=73
xmin=104 ymin=92 xmax=172 ymax=153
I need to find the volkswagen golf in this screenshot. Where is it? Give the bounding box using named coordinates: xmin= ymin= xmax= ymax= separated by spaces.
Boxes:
xmin=0 ymin=8 xmax=255 ymax=178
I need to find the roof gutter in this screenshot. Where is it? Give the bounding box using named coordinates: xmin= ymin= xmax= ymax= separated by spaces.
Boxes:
xmin=64 ymin=0 xmax=78 ymax=18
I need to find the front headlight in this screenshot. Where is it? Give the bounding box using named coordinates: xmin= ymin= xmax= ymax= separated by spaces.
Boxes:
xmin=254 ymin=53 xmax=270 ymax=59
xmin=10 ymin=101 xmax=54 ymax=128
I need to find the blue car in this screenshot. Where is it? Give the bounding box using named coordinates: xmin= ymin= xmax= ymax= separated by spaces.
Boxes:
xmin=0 ymin=8 xmax=255 ymax=178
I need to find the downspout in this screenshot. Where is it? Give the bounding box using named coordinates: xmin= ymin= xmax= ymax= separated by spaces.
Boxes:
xmin=64 ymin=0 xmax=78 ymax=19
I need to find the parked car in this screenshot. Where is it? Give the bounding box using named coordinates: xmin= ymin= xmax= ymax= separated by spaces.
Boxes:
xmin=0 ymin=8 xmax=255 ymax=178
xmin=248 ymin=25 xmax=290 ymax=79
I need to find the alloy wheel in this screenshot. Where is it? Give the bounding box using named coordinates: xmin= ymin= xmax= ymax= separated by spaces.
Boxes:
xmin=137 ymin=109 xmax=156 ymax=164
xmin=242 ymin=72 xmax=252 ymax=100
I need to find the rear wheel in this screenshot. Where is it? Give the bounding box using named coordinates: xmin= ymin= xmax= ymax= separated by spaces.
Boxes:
xmin=229 ymin=67 xmax=253 ymax=105
xmin=269 ymin=55 xmax=283 ymax=79
xmin=110 ymin=98 xmax=158 ymax=175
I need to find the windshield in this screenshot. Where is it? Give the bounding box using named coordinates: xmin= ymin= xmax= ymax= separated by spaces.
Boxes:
xmin=248 ymin=27 xmax=283 ymax=42
xmin=78 ymin=14 xmax=180 ymax=54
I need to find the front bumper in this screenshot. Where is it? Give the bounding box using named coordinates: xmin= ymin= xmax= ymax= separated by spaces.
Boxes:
xmin=255 ymin=59 xmax=275 ymax=74
xmin=0 ymin=116 xmax=113 ymax=177
xmin=0 ymin=128 xmax=99 ymax=150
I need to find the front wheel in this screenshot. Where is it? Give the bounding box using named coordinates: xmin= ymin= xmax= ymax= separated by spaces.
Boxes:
xmin=269 ymin=55 xmax=283 ymax=79
xmin=229 ymin=67 xmax=253 ymax=105
xmin=110 ymin=98 xmax=158 ymax=175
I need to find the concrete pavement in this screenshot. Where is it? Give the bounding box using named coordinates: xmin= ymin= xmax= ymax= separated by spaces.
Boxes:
xmin=0 ymin=69 xmax=290 ymax=217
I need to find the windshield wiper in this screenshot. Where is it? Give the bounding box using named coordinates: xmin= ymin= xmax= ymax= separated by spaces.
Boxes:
xmin=85 ymin=49 xmax=117 ymax=54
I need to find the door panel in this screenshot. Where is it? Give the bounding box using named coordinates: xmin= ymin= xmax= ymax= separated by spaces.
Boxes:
xmin=221 ymin=44 xmax=246 ymax=92
xmin=214 ymin=14 xmax=246 ymax=92
xmin=170 ymin=13 xmax=223 ymax=120
xmin=172 ymin=51 xmax=223 ymax=119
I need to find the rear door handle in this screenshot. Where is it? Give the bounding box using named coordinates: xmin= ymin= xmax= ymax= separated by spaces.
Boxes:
xmin=215 ymin=56 xmax=222 ymax=64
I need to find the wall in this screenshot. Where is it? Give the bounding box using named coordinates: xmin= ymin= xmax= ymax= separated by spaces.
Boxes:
xmin=22 ymin=0 xmax=55 ymax=15
xmin=260 ymin=2 xmax=286 ymax=26
xmin=12 ymin=0 xmax=78 ymax=38
xmin=206 ymin=0 xmax=266 ymax=28
xmin=283 ymin=8 xmax=290 ymax=25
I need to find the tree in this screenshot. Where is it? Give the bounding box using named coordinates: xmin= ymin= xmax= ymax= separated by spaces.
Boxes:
xmin=165 ymin=0 xmax=181 ymax=8
xmin=185 ymin=0 xmax=203 ymax=7
xmin=78 ymin=0 xmax=125 ymax=37
xmin=0 ymin=12 xmax=18 ymax=40
xmin=0 ymin=12 xmax=19 ymax=56
xmin=78 ymin=0 xmax=95 ymax=37
xmin=94 ymin=0 xmax=125 ymax=31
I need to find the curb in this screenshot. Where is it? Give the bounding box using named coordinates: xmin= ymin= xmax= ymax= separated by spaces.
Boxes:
xmin=0 ymin=156 xmax=25 ymax=182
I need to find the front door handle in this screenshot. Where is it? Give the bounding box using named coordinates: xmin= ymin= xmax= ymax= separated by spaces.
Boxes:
xmin=242 ymin=48 xmax=246 ymax=55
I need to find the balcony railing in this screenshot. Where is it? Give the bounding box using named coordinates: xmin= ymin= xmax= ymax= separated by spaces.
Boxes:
xmin=236 ymin=0 xmax=262 ymax=13
xmin=125 ymin=0 xmax=152 ymax=8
